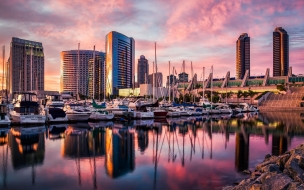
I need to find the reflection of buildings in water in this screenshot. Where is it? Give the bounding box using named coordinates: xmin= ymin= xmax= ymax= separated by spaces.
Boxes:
xmin=272 ymin=135 xmax=289 ymax=156
xmin=137 ymin=129 xmax=148 ymax=153
xmin=62 ymin=126 xmax=105 ymax=158
xmin=8 ymin=127 xmax=45 ymax=170
xmin=235 ymin=132 xmax=249 ymax=172
xmin=105 ymin=128 xmax=135 ymax=178
xmin=0 ymin=128 xmax=10 ymax=145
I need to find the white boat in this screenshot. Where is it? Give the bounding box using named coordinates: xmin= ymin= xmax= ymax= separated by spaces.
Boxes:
xmin=216 ymin=105 xmax=233 ymax=114
xmin=65 ymin=104 xmax=91 ymax=121
xmin=9 ymin=92 xmax=46 ymax=124
xmin=89 ymin=110 xmax=115 ymax=120
xmin=45 ymin=94 xmax=68 ymax=122
xmin=134 ymin=111 xmax=154 ymax=119
xmin=166 ymin=110 xmax=181 ymax=117
xmin=0 ymin=104 xmax=11 ymax=125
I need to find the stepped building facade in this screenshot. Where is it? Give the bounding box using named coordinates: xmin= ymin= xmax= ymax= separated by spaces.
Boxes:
xmin=8 ymin=37 xmax=44 ymax=94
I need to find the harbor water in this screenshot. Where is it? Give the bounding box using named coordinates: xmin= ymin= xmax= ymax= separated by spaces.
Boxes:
xmin=0 ymin=112 xmax=304 ymax=190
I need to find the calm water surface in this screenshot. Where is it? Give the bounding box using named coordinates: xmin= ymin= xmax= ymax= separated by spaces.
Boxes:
xmin=0 ymin=112 xmax=304 ymax=190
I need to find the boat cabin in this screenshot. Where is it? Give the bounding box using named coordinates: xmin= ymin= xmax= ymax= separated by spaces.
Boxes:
xmin=0 ymin=104 xmax=6 ymax=120
xmin=13 ymin=93 xmax=40 ymax=114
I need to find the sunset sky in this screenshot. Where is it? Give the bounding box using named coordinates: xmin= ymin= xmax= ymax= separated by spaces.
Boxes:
xmin=0 ymin=0 xmax=304 ymax=91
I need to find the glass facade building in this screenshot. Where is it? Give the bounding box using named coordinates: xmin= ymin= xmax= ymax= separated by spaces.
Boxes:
xmin=236 ymin=33 xmax=250 ymax=79
xmin=60 ymin=50 xmax=105 ymax=98
xmin=273 ymin=27 xmax=289 ymax=77
xmin=137 ymin=55 xmax=149 ymax=85
xmin=9 ymin=37 xmax=44 ymax=94
xmin=105 ymin=31 xmax=135 ymax=96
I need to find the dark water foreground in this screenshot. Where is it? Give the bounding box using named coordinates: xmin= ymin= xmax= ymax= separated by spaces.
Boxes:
xmin=0 ymin=112 xmax=304 ymax=190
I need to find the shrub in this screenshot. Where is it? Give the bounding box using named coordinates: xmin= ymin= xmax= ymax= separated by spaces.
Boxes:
xmin=254 ymin=91 xmax=269 ymax=100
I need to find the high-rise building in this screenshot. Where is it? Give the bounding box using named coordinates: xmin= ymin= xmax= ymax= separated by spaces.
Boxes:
xmin=148 ymin=72 xmax=163 ymax=87
xmin=105 ymin=31 xmax=135 ymax=96
xmin=60 ymin=50 xmax=105 ymax=97
xmin=9 ymin=37 xmax=44 ymax=94
xmin=236 ymin=33 xmax=250 ymax=79
xmin=178 ymin=72 xmax=189 ymax=82
xmin=167 ymin=74 xmax=177 ymax=86
xmin=273 ymin=27 xmax=289 ymax=76
xmin=137 ymin=55 xmax=149 ymax=85
xmin=88 ymin=52 xmax=106 ymax=99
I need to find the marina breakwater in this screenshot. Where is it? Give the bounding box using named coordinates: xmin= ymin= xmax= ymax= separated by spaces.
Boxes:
xmin=223 ymin=143 xmax=304 ymax=190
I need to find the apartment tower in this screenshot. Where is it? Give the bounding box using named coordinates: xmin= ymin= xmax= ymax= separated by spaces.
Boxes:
xmin=9 ymin=37 xmax=44 ymax=94
xmin=137 ymin=55 xmax=149 ymax=85
xmin=236 ymin=33 xmax=250 ymax=79
xmin=60 ymin=50 xmax=105 ymax=98
xmin=273 ymin=27 xmax=289 ymax=76
xmin=105 ymin=31 xmax=135 ymax=96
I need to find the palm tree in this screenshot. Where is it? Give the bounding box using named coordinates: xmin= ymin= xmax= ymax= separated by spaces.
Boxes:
xmin=242 ymin=91 xmax=249 ymax=102
xmin=237 ymin=90 xmax=243 ymax=103
xmin=248 ymin=90 xmax=256 ymax=104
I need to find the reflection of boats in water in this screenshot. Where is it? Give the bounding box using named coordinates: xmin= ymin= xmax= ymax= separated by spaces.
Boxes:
xmin=65 ymin=123 xmax=91 ymax=136
xmin=88 ymin=121 xmax=114 ymax=128
xmin=48 ymin=124 xmax=67 ymax=140
xmin=8 ymin=125 xmax=45 ymax=186
xmin=133 ymin=119 xmax=154 ymax=127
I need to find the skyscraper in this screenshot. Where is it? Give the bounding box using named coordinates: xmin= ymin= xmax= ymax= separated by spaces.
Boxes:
xmin=60 ymin=50 xmax=105 ymax=97
xmin=9 ymin=37 xmax=44 ymax=94
xmin=178 ymin=72 xmax=189 ymax=82
xmin=148 ymin=72 xmax=163 ymax=87
xmin=137 ymin=55 xmax=149 ymax=85
xmin=236 ymin=33 xmax=250 ymax=79
xmin=105 ymin=31 xmax=135 ymax=96
xmin=273 ymin=27 xmax=289 ymax=76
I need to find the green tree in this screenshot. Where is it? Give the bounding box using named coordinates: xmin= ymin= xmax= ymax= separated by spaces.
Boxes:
xmin=248 ymin=90 xmax=256 ymax=104
xmin=237 ymin=90 xmax=243 ymax=103
xmin=242 ymin=91 xmax=249 ymax=102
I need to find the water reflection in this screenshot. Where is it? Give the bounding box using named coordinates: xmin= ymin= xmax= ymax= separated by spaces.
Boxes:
xmin=8 ymin=126 xmax=45 ymax=185
xmin=0 ymin=112 xmax=304 ymax=189
xmin=105 ymin=127 xmax=135 ymax=178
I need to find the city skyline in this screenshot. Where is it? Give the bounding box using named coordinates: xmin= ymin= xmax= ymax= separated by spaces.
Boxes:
xmin=0 ymin=0 xmax=304 ymax=91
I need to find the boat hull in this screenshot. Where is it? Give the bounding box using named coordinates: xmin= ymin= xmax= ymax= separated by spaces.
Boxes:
xmin=66 ymin=113 xmax=90 ymax=121
xmin=153 ymin=110 xmax=168 ymax=118
xmin=10 ymin=112 xmax=46 ymax=124
xmin=89 ymin=113 xmax=114 ymax=120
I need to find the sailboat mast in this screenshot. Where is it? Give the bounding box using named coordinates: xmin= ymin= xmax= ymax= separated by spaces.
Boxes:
xmin=93 ymin=45 xmax=95 ymax=99
xmin=183 ymin=60 xmax=185 ymax=103
xmin=211 ymin=66 xmax=213 ymax=106
xmin=203 ymin=67 xmax=205 ymax=101
xmin=2 ymin=46 xmax=4 ymax=98
xmin=168 ymin=61 xmax=170 ymax=103
xmin=153 ymin=61 xmax=155 ymax=102
xmin=77 ymin=43 xmax=80 ymax=100
xmin=172 ymin=67 xmax=175 ymax=101
xmin=30 ymin=47 xmax=32 ymax=91
xmin=154 ymin=42 xmax=157 ymax=101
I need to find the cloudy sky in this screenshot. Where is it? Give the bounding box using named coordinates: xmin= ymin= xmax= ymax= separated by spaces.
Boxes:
xmin=0 ymin=0 xmax=303 ymax=90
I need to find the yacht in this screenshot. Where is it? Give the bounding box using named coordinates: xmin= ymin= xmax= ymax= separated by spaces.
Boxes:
xmin=9 ymin=92 xmax=46 ymax=124
xmin=45 ymin=94 xmax=68 ymax=122
xmin=0 ymin=104 xmax=11 ymax=125
xmin=64 ymin=103 xmax=91 ymax=121
xmin=89 ymin=100 xmax=114 ymax=120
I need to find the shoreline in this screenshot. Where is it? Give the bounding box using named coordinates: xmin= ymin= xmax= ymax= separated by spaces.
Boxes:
xmin=223 ymin=143 xmax=304 ymax=190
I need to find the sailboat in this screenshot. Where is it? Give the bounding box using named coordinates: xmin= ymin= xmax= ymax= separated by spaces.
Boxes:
xmin=152 ymin=42 xmax=167 ymax=118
